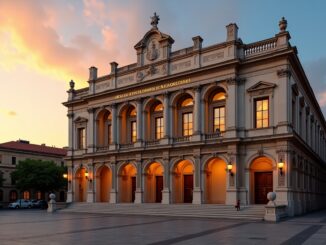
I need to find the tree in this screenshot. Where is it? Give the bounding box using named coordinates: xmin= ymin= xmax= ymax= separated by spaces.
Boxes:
xmin=11 ymin=159 xmax=67 ymax=193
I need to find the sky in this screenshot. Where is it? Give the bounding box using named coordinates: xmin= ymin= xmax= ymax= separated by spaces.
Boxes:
xmin=0 ymin=0 xmax=326 ymax=148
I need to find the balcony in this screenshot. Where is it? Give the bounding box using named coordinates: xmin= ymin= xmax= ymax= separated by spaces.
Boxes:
xmin=119 ymin=143 xmax=134 ymax=149
xmin=173 ymin=136 xmax=191 ymax=143
xmin=205 ymin=132 xmax=223 ymax=140
xmin=96 ymin=145 xmax=110 ymax=152
xmin=145 ymin=140 xmax=160 ymax=146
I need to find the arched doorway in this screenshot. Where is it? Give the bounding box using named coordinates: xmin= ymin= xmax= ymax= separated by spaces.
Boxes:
xmin=96 ymin=165 xmax=112 ymax=202
xmin=144 ymin=162 xmax=164 ymax=203
xmin=204 ymin=157 xmax=227 ymax=204
xmin=74 ymin=168 xmax=88 ymax=202
xmin=172 ymin=160 xmax=194 ymax=203
xmin=250 ymin=157 xmax=273 ymax=204
xmin=118 ymin=163 xmax=137 ymax=203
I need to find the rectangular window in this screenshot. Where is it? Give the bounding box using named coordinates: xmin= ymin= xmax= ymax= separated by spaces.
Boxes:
xmin=213 ymin=107 xmax=225 ymax=132
xmin=255 ymin=98 xmax=269 ymax=128
xmin=12 ymin=156 xmax=16 ymax=165
xmin=78 ymin=128 xmax=86 ymax=149
xmin=182 ymin=112 xmax=193 ymax=136
xmin=0 ymin=154 xmax=2 ymax=164
xmin=155 ymin=117 xmax=164 ymax=139
xmin=131 ymin=121 xmax=137 ymax=143
xmin=108 ymin=124 xmax=112 ymax=144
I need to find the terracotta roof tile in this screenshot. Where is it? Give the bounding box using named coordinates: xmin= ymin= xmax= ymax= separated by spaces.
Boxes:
xmin=0 ymin=141 xmax=67 ymax=157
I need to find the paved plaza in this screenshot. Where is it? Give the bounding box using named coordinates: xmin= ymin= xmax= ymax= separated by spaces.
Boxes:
xmin=0 ymin=209 xmax=326 ymax=245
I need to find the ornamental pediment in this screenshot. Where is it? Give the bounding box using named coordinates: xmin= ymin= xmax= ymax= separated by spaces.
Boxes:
xmin=74 ymin=117 xmax=88 ymax=123
xmin=134 ymin=13 xmax=174 ymax=66
xmin=247 ymin=81 xmax=276 ymax=93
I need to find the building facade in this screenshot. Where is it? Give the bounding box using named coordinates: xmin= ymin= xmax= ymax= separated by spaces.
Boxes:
xmin=64 ymin=15 xmax=326 ymax=216
xmin=0 ymin=140 xmax=67 ymax=206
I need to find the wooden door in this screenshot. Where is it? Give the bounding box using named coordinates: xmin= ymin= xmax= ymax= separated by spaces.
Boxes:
xmin=131 ymin=176 xmax=136 ymax=202
xmin=254 ymin=172 xmax=273 ymax=204
xmin=183 ymin=175 xmax=193 ymax=203
xmin=155 ymin=176 xmax=163 ymax=203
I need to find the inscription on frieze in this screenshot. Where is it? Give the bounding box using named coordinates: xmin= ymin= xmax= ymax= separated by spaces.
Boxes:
xmin=171 ymin=60 xmax=191 ymax=71
xmin=203 ymin=52 xmax=224 ymax=63
xmin=117 ymin=75 xmax=135 ymax=87
xmin=95 ymin=80 xmax=112 ymax=92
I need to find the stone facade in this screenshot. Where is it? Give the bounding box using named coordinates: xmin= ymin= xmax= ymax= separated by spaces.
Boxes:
xmin=63 ymin=15 xmax=326 ymax=216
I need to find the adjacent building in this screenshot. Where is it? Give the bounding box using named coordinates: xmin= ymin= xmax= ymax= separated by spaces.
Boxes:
xmin=0 ymin=140 xmax=67 ymax=206
xmin=63 ymin=15 xmax=326 ymax=216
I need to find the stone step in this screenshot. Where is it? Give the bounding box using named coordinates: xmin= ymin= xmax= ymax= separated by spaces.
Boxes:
xmin=61 ymin=203 xmax=265 ymax=220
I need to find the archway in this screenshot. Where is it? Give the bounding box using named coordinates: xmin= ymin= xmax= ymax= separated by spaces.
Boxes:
xmin=74 ymin=168 xmax=88 ymax=202
xmin=250 ymin=157 xmax=273 ymax=204
xmin=96 ymin=165 xmax=112 ymax=202
xmin=144 ymin=162 xmax=164 ymax=203
xmin=172 ymin=160 xmax=194 ymax=203
xmin=204 ymin=157 xmax=227 ymax=204
xmin=118 ymin=163 xmax=137 ymax=203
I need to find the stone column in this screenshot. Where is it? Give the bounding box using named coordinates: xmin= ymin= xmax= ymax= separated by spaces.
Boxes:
xmin=192 ymin=87 xmax=202 ymax=141
xmin=226 ymin=152 xmax=237 ymax=205
xmin=225 ymin=78 xmax=237 ymax=138
xmin=276 ymin=69 xmax=291 ymax=134
xmin=66 ymin=165 xmax=73 ymax=203
xmin=162 ymin=93 xmax=170 ymax=144
xmin=162 ymin=159 xmax=170 ymax=204
xmin=192 ymin=155 xmax=202 ymax=204
xmin=67 ymin=112 xmax=74 ymax=156
xmin=110 ymin=163 xmax=117 ymax=203
xmin=87 ymin=108 xmax=95 ymax=153
xmin=134 ymin=161 xmax=143 ymax=203
xmin=110 ymin=105 xmax=117 ymax=150
xmin=117 ymin=116 xmax=121 ymax=145
xmin=87 ymin=164 xmax=94 ymax=203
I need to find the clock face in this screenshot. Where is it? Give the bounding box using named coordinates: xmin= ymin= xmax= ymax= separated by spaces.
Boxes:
xmin=146 ymin=39 xmax=160 ymax=61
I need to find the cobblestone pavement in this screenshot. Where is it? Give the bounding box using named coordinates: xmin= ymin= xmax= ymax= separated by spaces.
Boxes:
xmin=0 ymin=209 xmax=326 ymax=245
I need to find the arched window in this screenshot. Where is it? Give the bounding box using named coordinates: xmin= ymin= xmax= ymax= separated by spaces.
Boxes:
xmin=153 ymin=103 xmax=164 ymax=140
xmin=210 ymin=91 xmax=226 ymax=133
xmin=96 ymin=110 xmax=111 ymax=147
xmin=9 ymin=190 xmax=17 ymax=201
xmin=178 ymin=96 xmax=194 ymax=136
xmin=129 ymin=108 xmax=137 ymax=143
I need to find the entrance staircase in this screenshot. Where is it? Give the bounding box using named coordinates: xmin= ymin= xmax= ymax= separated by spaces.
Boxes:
xmin=60 ymin=203 xmax=265 ymax=221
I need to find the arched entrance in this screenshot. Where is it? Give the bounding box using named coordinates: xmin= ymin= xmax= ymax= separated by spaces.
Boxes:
xmin=96 ymin=165 xmax=112 ymax=202
xmin=204 ymin=157 xmax=227 ymax=204
xmin=250 ymin=157 xmax=273 ymax=204
xmin=74 ymin=168 xmax=88 ymax=202
xmin=144 ymin=162 xmax=164 ymax=203
xmin=118 ymin=163 xmax=137 ymax=203
xmin=172 ymin=160 xmax=194 ymax=203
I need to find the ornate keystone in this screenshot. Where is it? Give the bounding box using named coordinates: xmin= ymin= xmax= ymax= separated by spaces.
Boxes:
xmin=279 ymin=17 xmax=287 ymax=32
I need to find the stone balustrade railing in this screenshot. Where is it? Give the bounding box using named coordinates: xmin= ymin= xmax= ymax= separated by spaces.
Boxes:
xmin=174 ymin=136 xmax=191 ymax=143
xmin=205 ymin=132 xmax=223 ymax=140
xmin=145 ymin=140 xmax=160 ymax=146
xmin=244 ymin=38 xmax=277 ymax=57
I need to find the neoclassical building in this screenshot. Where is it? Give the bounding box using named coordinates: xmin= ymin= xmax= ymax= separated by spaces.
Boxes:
xmin=63 ymin=15 xmax=326 ymax=216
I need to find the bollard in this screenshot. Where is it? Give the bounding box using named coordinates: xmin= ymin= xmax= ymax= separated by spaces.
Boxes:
xmin=47 ymin=193 xmax=57 ymax=213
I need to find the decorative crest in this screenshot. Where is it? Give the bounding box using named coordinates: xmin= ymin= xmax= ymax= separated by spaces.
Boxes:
xmin=151 ymin=12 xmax=160 ymax=29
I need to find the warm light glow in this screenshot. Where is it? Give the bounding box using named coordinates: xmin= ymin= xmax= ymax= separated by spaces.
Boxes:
xmin=227 ymin=163 xmax=233 ymax=171
xmin=85 ymin=171 xmax=89 ymax=178
xmin=63 ymin=173 xmax=68 ymax=179
xmin=212 ymin=92 xmax=226 ymax=101
xmin=154 ymin=103 xmax=163 ymax=111
xmin=181 ymin=98 xmax=194 ymax=107
xmin=278 ymin=162 xmax=284 ymax=169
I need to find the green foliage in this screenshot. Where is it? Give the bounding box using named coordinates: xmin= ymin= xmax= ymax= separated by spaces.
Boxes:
xmin=11 ymin=159 xmax=67 ymax=192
